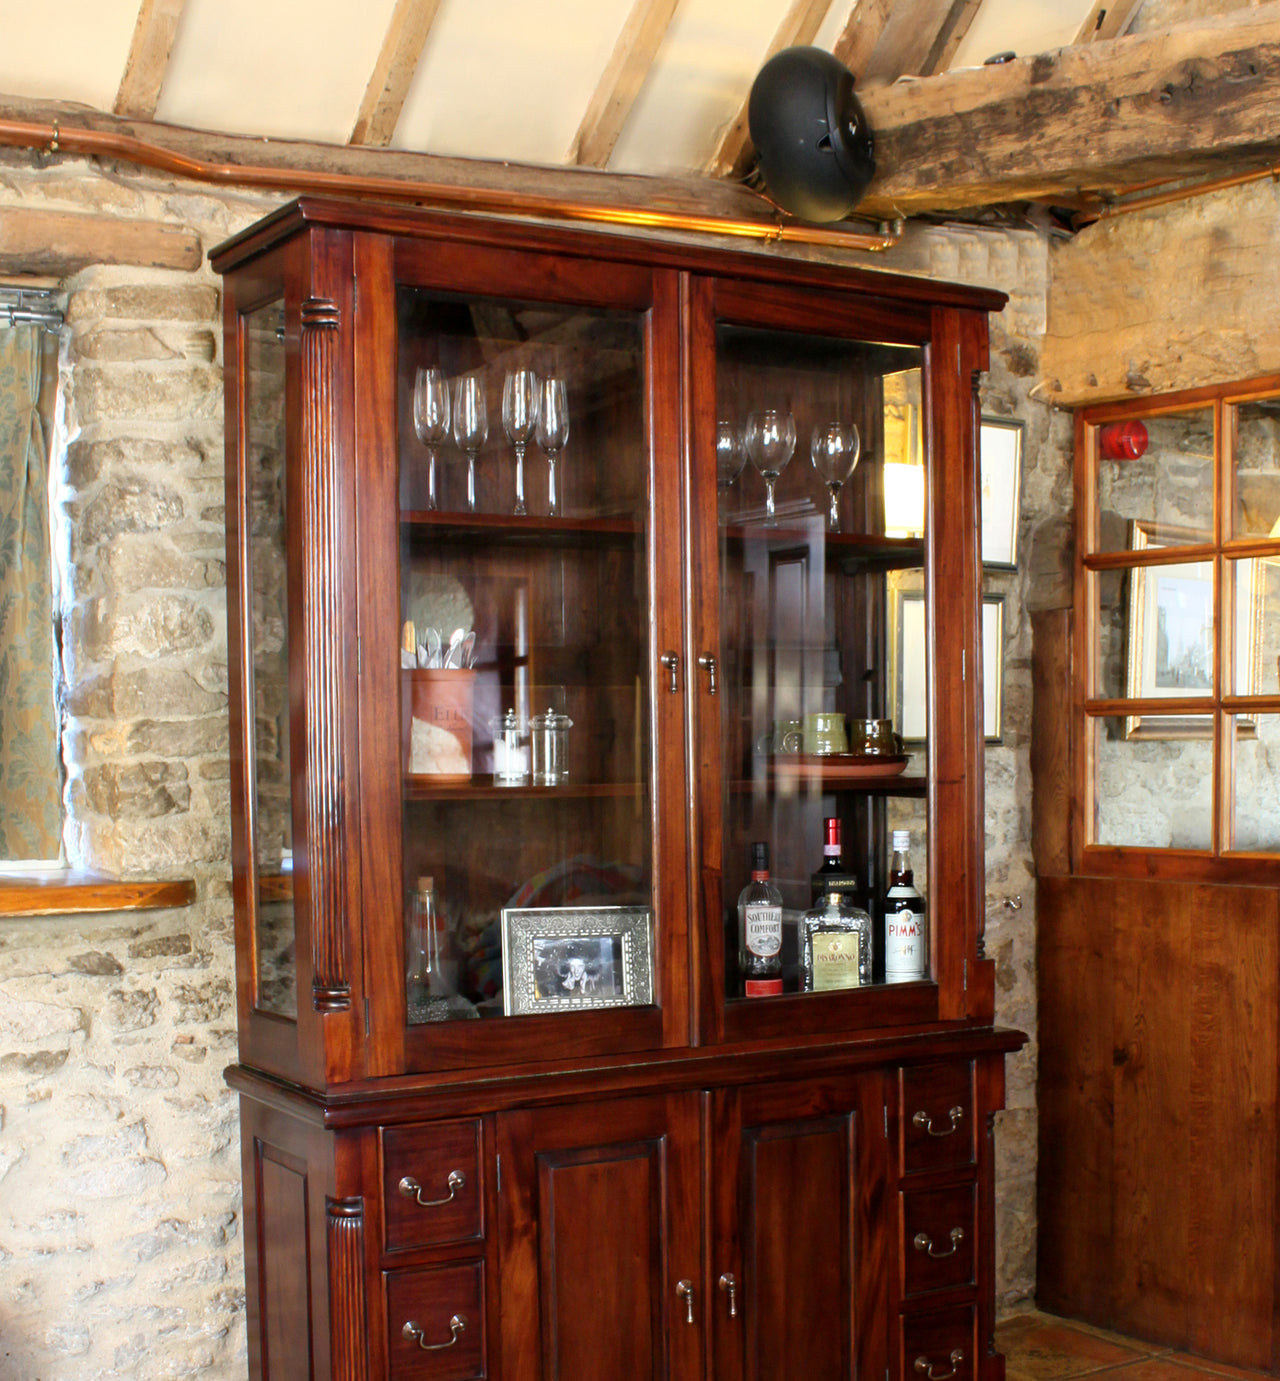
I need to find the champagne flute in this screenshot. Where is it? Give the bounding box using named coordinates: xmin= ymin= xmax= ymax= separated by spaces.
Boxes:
xmin=536 ymin=376 xmax=569 ymax=517
xmin=810 ymin=421 xmax=862 ymax=530
xmin=412 ymin=366 xmax=450 ymax=512
xmin=452 ymin=374 xmax=488 ymax=513
xmin=744 ymin=409 xmax=796 ymax=523
xmin=502 ymin=368 xmax=540 ymax=516
xmin=716 ymin=419 xmax=745 ymax=490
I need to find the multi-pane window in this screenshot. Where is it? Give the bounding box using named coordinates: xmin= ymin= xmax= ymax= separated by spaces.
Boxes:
xmin=1077 ymin=380 xmax=1280 ymax=878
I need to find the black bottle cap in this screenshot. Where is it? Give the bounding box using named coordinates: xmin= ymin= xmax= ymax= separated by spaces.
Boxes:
xmin=751 ymin=841 xmax=769 ymax=872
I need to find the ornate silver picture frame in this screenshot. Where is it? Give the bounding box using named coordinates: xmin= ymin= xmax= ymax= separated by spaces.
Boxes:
xmin=500 ymin=905 xmax=654 ymax=1016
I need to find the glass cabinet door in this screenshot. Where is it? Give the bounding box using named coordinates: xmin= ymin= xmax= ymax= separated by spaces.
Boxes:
xmin=392 ymin=274 xmax=669 ymax=1057
xmin=705 ymin=312 xmax=936 ymax=1037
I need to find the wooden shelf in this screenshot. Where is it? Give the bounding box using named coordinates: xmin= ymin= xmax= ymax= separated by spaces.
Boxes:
xmin=401 ymin=510 xmax=643 ymax=548
xmin=404 ymin=776 xmax=643 ymax=802
xmin=0 ymin=871 xmax=197 ymax=917
xmin=731 ymin=774 xmax=927 ymax=797
xmin=720 ymin=526 xmax=924 ymax=569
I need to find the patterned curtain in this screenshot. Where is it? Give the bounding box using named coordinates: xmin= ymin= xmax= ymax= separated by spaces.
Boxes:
xmin=0 ymin=326 xmax=61 ymax=859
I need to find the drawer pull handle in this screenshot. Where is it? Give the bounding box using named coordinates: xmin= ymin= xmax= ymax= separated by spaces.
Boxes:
xmin=399 ymin=1169 xmax=465 ymax=1207
xmin=913 ymin=1226 xmax=964 ymax=1258
xmin=915 ymin=1348 xmax=964 ymax=1380
xmin=676 ymin=1278 xmax=695 ymax=1325
xmin=403 ymin=1315 xmax=466 ymax=1351
xmin=912 ymin=1105 xmax=964 ymax=1137
xmin=698 ymin=653 xmax=718 ymax=695
xmin=717 ymin=1272 xmax=737 ymax=1317
xmin=660 ymin=651 xmax=680 ymax=694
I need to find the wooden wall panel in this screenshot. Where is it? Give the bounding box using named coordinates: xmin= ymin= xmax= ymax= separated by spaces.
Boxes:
xmin=1037 ymin=875 xmax=1278 ymax=1369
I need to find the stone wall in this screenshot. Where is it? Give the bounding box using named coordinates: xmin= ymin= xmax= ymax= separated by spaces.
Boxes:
xmin=0 ymin=152 xmax=1051 ymax=1377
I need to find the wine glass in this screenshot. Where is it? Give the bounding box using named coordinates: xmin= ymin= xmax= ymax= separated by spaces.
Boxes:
xmin=502 ymin=368 xmax=540 ymax=516
xmin=716 ymin=420 xmax=745 ymax=490
xmin=536 ymin=376 xmax=569 ymax=517
xmin=744 ymin=409 xmax=796 ymax=522
xmin=810 ymin=421 xmax=862 ymax=530
xmin=412 ymin=367 xmax=450 ymax=511
xmin=452 ymin=374 xmax=488 ymax=513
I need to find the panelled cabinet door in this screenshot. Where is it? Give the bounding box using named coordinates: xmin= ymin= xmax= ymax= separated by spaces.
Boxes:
xmin=709 ymin=1073 xmax=891 ymax=1381
xmin=495 ymin=1092 xmax=703 ymax=1381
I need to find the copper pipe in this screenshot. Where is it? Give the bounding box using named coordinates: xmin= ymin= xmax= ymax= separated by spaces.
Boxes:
xmin=1076 ymin=161 xmax=1280 ymax=225
xmin=0 ymin=116 xmax=902 ymax=252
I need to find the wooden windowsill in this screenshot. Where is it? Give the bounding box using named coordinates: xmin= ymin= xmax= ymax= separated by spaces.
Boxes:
xmin=0 ymin=871 xmax=197 ymax=917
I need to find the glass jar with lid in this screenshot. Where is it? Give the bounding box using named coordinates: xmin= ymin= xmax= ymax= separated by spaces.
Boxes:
xmin=529 ymin=708 xmax=573 ymax=785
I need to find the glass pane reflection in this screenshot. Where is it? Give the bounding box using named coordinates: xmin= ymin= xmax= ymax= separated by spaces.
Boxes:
xmin=1094 ymin=407 xmax=1213 ymax=553
xmin=1232 ymin=397 xmax=1280 ymax=538
xmin=1092 ymin=716 xmax=1213 ymax=850
xmin=1232 ymin=714 xmax=1280 ymax=851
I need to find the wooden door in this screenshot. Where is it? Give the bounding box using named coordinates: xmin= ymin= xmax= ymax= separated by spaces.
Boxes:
xmin=709 ymin=1072 xmax=891 ymax=1381
xmin=496 ymin=1092 xmax=703 ymax=1381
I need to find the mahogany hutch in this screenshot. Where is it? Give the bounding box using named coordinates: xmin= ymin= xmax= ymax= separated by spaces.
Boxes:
xmin=212 ymin=197 xmax=1022 ymax=1381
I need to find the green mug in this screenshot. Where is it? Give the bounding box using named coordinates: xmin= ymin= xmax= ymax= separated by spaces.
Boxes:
xmin=755 ymin=719 xmax=802 ymax=755
xmin=802 ymin=711 xmax=847 ymax=756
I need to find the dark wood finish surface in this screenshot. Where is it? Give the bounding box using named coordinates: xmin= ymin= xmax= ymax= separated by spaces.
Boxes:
xmin=899 ymin=1306 xmax=977 ymax=1381
xmin=1038 ymin=875 xmax=1278 ymax=1368
xmin=901 ymin=1184 xmax=977 ymax=1298
xmin=900 ymin=1063 xmax=975 ymax=1177
xmin=0 ymin=871 xmax=196 ymax=916
xmin=381 ymin=1120 xmax=483 ymax=1252
xmin=385 ymin=1262 xmax=486 ymax=1380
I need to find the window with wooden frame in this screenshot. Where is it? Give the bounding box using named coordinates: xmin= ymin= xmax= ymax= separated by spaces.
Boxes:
xmin=1075 ymin=377 xmax=1280 ymax=882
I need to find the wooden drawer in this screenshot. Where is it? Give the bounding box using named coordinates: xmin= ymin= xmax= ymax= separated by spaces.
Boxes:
xmin=902 ymin=1184 xmax=976 ymax=1297
xmin=900 ymin=1063 xmax=974 ymax=1176
xmin=386 ymin=1262 xmax=486 ymax=1380
xmin=382 ymin=1120 xmax=483 ymax=1251
xmin=901 ymin=1305 xmax=976 ymax=1381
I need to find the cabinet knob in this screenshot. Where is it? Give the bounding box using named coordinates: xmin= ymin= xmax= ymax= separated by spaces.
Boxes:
xmin=697 ymin=653 xmax=718 ymax=696
xmin=403 ymin=1315 xmax=466 ymax=1351
xmin=717 ymin=1272 xmax=737 ymax=1317
xmin=398 ymin=1169 xmax=465 ymax=1207
xmin=914 ymin=1349 xmax=964 ymax=1381
xmin=675 ymin=1278 xmax=695 ymax=1325
xmin=660 ymin=651 xmax=680 ymax=694
xmin=913 ymin=1226 xmax=964 ymax=1258
xmin=912 ymin=1105 xmax=964 ymax=1137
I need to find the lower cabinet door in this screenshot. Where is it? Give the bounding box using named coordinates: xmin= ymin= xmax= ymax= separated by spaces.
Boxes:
xmin=710 ymin=1073 xmax=891 ymax=1381
xmin=496 ymin=1092 xmax=703 ymax=1381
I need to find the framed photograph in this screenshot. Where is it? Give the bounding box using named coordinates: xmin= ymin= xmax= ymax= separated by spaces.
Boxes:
xmin=500 ymin=905 xmax=654 ymax=1016
xmin=890 ymin=590 xmax=1004 ymax=744
xmin=1123 ymin=520 xmax=1261 ymax=739
xmin=980 ymin=417 xmax=1023 ymax=569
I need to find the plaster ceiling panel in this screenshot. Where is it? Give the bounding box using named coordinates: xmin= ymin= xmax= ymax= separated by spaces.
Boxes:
xmin=949 ymin=0 xmax=1097 ymax=69
xmin=609 ymin=0 xmax=826 ymax=176
xmin=157 ymin=0 xmax=399 ymax=144
xmin=0 ymin=0 xmax=138 ymax=110
xmin=391 ymin=0 xmax=639 ymax=163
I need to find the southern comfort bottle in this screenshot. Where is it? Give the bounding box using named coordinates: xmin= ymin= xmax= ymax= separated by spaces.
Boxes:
xmin=737 ymin=841 xmax=783 ymax=997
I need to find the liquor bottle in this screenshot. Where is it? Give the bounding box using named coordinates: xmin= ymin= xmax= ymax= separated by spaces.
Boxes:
xmin=737 ymin=841 xmax=783 ymax=997
xmin=884 ymin=830 xmax=927 ymax=983
xmin=800 ymin=888 xmax=872 ymax=991
xmin=810 ymin=816 xmax=860 ymax=906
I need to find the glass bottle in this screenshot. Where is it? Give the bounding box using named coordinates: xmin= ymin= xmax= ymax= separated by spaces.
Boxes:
xmin=800 ymin=889 xmax=872 ymax=991
xmin=884 ymin=829 xmax=927 ymax=983
xmin=406 ymin=875 xmax=455 ymax=1022
xmin=737 ymin=841 xmax=783 ymax=997
xmin=810 ymin=816 xmax=859 ymax=906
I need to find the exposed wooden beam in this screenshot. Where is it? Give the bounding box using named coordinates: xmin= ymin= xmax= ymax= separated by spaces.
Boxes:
xmin=858 ymin=4 xmax=1280 ymax=216
xmin=706 ymin=0 xmax=837 ymax=179
xmin=350 ymin=0 xmax=442 ymax=148
xmin=569 ymin=0 xmax=680 ymax=169
xmin=1075 ymin=0 xmax=1146 ymax=44
xmin=919 ymin=0 xmax=984 ymax=75
xmin=857 ymin=0 xmax=981 ymax=86
xmin=113 ymin=0 xmax=186 ymax=120
xmin=0 ymin=208 xmax=201 ymax=275
xmin=833 ymin=0 xmax=895 ymax=80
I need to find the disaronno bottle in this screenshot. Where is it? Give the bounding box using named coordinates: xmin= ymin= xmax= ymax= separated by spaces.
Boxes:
xmin=800 ymin=889 xmax=872 ymax=992
xmin=736 ymin=841 xmax=783 ymax=997
xmin=884 ymin=830 xmax=927 ymax=982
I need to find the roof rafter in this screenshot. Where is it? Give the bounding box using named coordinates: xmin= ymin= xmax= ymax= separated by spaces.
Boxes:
xmin=569 ymin=0 xmax=681 ymax=169
xmin=706 ymin=0 xmax=837 ymax=180
xmin=350 ymin=0 xmax=443 ymax=148
xmin=833 ymin=0 xmax=895 ymax=79
xmin=856 ymin=0 xmax=983 ymax=87
xmin=1075 ymin=0 xmax=1146 ymax=44
xmin=113 ymin=0 xmax=186 ymax=120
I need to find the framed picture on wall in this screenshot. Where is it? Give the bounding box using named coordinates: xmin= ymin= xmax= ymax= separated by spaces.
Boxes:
xmin=980 ymin=417 xmax=1023 ymax=569
xmin=890 ymin=591 xmax=1004 ymax=744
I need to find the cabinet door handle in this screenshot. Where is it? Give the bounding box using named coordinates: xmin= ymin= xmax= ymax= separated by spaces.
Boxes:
xmin=398 ymin=1169 xmax=465 ymax=1207
xmin=912 ymin=1105 xmax=964 ymax=1137
xmin=915 ymin=1349 xmax=963 ymax=1380
xmin=660 ymin=651 xmax=680 ymax=694
xmin=403 ymin=1315 xmax=466 ymax=1350
xmin=675 ymin=1278 xmax=695 ymax=1325
xmin=697 ymin=653 xmax=718 ymax=695
xmin=717 ymin=1272 xmax=737 ymax=1317
xmin=913 ymin=1226 xmax=964 ymax=1258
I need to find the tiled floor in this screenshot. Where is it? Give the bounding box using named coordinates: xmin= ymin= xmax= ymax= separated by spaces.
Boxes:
xmin=996 ymin=1312 xmax=1271 ymax=1381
